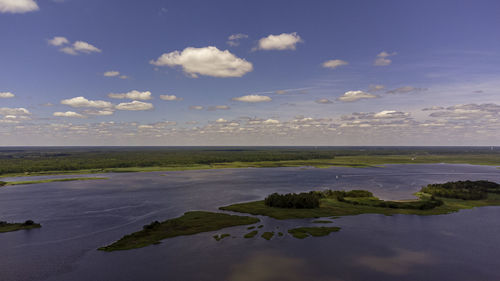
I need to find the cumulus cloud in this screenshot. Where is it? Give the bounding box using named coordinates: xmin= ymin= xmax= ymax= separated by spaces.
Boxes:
xmin=0 ymin=107 xmax=30 ymax=116
xmin=0 ymin=92 xmax=15 ymax=98
xmin=160 ymin=94 xmax=183 ymax=101
xmin=61 ymin=96 xmax=113 ymax=108
xmin=374 ymin=110 xmax=409 ymax=119
xmin=387 ymin=86 xmax=427 ymax=94
xmin=227 ymin=33 xmax=248 ymax=46
xmin=115 ymin=101 xmax=153 ymax=111
xmin=422 ymin=106 xmax=444 ymax=111
xmin=150 ymin=46 xmax=253 ymax=78
xmin=337 ymin=90 xmax=377 ymax=102
xmin=428 ymin=103 xmax=500 ymax=119
xmin=108 ymin=90 xmax=152 ymax=100
xmin=216 ymin=118 xmax=228 ymax=123
xmin=0 ymin=0 xmax=38 ymax=13
xmin=83 ymin=109 xmax=114 ymax=116
xmin=315 ymin=98 xmax=333 ymax=104
xmin=255 ymin=32 xmax=303 ymax=51
xmin=374 ymin=51 xmax=397 ymax=66
xmin=103 ymin=71 xmax=120 ymax=77
xmin=53 ymin=111 xmax=85 ymax=118
xmin=48 ymin=36 xmax=69 ymax=46
xmin=189 ymin=105 xmax=204 ymax=110
xmin=263 ymin=119 xmax=280 ymax=124
xmin=322 ymin=59 xmax=348 ymax=69
xmin=50 ymin=38 xmax=101 ymax=55
xmin=207 ymin=105 xmax=230 ymax=111
xmin=232 ymin=94 xmax=272 ymax=103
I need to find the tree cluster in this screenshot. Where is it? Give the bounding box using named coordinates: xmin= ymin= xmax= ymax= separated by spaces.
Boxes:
xmin=421 ymin=180 xmax=500 ymax=200
xmin=264 ymin=192 xmax=320 ymax=209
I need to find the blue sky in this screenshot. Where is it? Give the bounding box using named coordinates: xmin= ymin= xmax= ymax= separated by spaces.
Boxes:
xmin=1 ymin=0 xmax=499 ymax=145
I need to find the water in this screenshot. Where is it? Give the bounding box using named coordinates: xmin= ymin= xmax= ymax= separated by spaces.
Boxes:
xmin=0 ymin=164 xmax=499 ymax=281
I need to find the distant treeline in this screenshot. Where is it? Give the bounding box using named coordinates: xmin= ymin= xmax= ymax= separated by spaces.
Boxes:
xmin=421 ymin=180 xmax=500 ymax=200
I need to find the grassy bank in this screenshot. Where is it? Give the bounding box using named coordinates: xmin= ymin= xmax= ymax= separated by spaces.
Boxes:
xmin=99 ymin=211 xmax=259 ymax=251
xmin=288 ymin=227 xmax=341 ymax=239
xmin=1 ymin=177 xmax=107 ymax=186
xmin=220 ymin=193 xmax=500 ymax=219
xmin=0 ymin=221 xmax=41 ymax=233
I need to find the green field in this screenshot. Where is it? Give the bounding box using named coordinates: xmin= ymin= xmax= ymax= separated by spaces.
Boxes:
xmin=99 ymin=211 xmax=259 ymax=251
xmin=1 ymin=147 xmax=499 ymax=178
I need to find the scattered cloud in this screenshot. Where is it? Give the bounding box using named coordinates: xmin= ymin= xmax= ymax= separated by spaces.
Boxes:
xmin=48 ymin=36 xmax=69 ymax=46
xmin=0 ymin=0 xmax=39 ymax=14
xmin=227 ymin=33 xmax=248 ymax=46
xmin=0 ymin=92 xmax=15 ymax=98
xmin=189 ymin=105 xmax=204 ymax=110
xmin=53 ymin=111 xmax=85 ymax=118
xmin=374 ymin=110 xmax=409 ymax=119
xmin=115 ymin=101 xmax=153 ymax=111
xmin=207 ymin=105 xmax=230 ymax=111
xmin=322 ymin=59 xmax=348 ymax=69
xmin=103 ymin=71 xmax=120 ymax=77
xmin=337 ymin=90 xmax=377 ymax=102
xmin=83 ymin=109 xmax=114 ymax=116
xmin=315 ymin=98 xmax=333 ymax=104
xmin=61 ymin=96 xmax=113 ymax=108
xmin=160 ymin=94 xmax=183 ymax=101
xmin=216 ymin=118 xmax=228 ymax=123
xmin=387 ymin=86 xmax=427 ymax=94
xmin=275 ymin=90 xmax=287 ymax=95
xmin=368 ymin=84 xmax=385 ymax=92
xmin=150 ymin=46 xmax=253 ymax=78
xmin=73 ymin=41 xmax=101 ymax=53
xmin=0 ymin=107 xmax=30 ymax=116
xmin=263 ymin=118 xmax=280 ymax=124
xmin=255 ymin=32 xmax=303 ymax=51
xmin=108 ymin=90 xmax=152 ymax=100
xmin=374 ymin=51 xmax=397 ymax=66
xmin=232 ymin=94 xmax=272 ymax=103
xmin=422 ymin=106 xmax=444 ymax=111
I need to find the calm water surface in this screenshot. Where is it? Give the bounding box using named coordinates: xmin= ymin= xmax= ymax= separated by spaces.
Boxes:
xmin=1 ymin=164 xmax=499 ymax=281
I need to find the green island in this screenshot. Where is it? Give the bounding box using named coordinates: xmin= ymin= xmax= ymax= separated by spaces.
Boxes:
xmin=1 ymin=147 xmax=499 ymax=178
xmin=220 ymin=181 xmax=500 ymax=219
xmin=0 ymin=220 xmax=41 ymax=233
xmin=0 ymin=177 xmax=107 ymax=187
xmin=98 ymin=181 xmax=500 ymax=251
xmin=98 ymin=211 xmax=259 ymax=251
xmin=288 ymin=227 xmax=341 ymax=239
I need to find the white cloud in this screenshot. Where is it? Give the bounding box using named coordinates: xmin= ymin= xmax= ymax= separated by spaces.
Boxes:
xmin=227 ymin=33 xmax=248 ymax=46
xmin=160 ymin=94 xmax=183 ymax=101
xmin=322 ymin=59 xmax=348 ymax=69
xmin=73 ymin=41 xmax=101 ymax=53
xmin=108 ymin=90 xmax=152 ymax=100
xmin=216 ymin=118 xmax=228 ymax=123
xmin=386 ymin=86 xmax=427 ymax=94
xmin=338 ymin=90 xmax=377 ymax=102
xmin=83 ymin=109 xmax=114 ymax=116
xmin=315 ymin=98 xmax=333 ymax=104
xmin=263 ymin=119 xmax=280 ymax=124
xmin=207 ymin=105 xmax=230 ymax=111
xmin=119 ymin=75 xmax=129 ymax=79
xmin=48 ymin=36 xmax=69 ymax=46
xmin=275 ymin=90 xmax=287 ymax=95
xmin=0 ymin=107 xmax=30 ymax=116
xmin=0 ymin=0 xmax=38 ymax=13
xmin=115 ymin=101 xmax=153 ymax=111
xmin=374 ymin=51 xmax=397 ymax=66
xmin=369 ymin=84 xmax=385 ymax=92
xmin=255 ymin=32 xmax=303 ymax=51
xmin=189 ymin=105 xmax=204 ymax=110
xmin=60 ymin=47 xmax=78 ymax=55
xmin=53 ymin=111 xmax=85 ymax=118
xmin=103 ymin=71 xmax=120 ymax=77
xmin=374 ymin=110 xmax=409 ymax=119
xmin=150 ymin=46 xmax=253 ymax=78
xmin=232 ymin=95 xmax=272 ymax=103
xmin=0 ymin=92 xmax=15 ymax=98
xmin=61 ymin=96 xmax=113 ymax=108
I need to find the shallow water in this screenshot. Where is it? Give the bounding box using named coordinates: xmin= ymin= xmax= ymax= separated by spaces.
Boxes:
xmin=1 ymin=164 xmax=499 ymax=281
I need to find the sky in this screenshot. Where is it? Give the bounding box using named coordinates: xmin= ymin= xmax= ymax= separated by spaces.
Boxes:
xmin=1 ymin=0 xmax=499 ymax=146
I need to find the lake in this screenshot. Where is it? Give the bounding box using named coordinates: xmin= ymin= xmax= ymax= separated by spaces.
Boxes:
xmin=1 ymin=164 xmax=499 ymax=281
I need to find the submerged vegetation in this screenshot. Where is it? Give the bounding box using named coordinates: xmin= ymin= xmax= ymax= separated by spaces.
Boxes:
xmin=1 ymin=147 xmax=499 ymax=177
xmin=99 ymin=211 xmax=259 ymax=251
xmin=288 ymin=227 xmax=341 ymax=239
xmin=261 ymin=232 xmax=274 ymax=240
xmin=0 ymin=220 xmax=41 ymax=233
xmin=213 ymin=234 xmax=231 ymax=241
xmin=244 ymin=230 xmax=258 ymax=238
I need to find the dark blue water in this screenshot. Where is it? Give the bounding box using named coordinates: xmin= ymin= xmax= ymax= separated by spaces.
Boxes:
xmin=0 ymin=164 xmax=499 ymax=281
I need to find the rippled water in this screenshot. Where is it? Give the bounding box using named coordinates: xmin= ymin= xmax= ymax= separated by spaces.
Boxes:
xmin=1 ymin=164 xmax=499 ymax=281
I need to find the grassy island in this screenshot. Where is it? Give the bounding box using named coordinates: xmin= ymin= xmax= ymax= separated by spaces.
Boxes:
xmin=1 ymin=177 xmax=107 ymax=186
xmin=288 ymin=227 xmax=341 ymax=239
xmin=99 ymin=211 xmax=259 ymax=251
xmin=220 ymin=181 xmax=500 ymax=219
xmin=0 ymin=220 xmax=41 ymax=233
